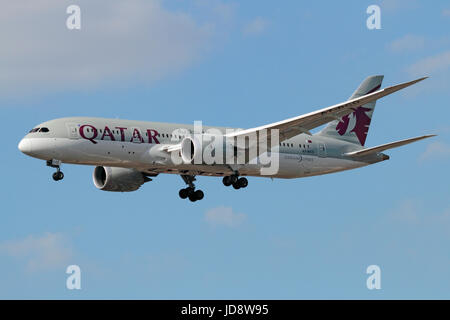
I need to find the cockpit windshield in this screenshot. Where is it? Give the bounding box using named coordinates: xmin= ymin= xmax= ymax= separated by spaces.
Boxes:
xmin=28 ymin=127 xmax=50 ymax=133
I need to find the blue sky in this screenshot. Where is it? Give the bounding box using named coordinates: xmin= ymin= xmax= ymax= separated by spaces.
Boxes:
xmin=1 ymin=0 xmax=449 ymax=299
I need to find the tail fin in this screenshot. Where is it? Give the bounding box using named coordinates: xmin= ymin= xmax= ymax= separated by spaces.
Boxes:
xmin=318 ymin=75 xmax=384 ymax=146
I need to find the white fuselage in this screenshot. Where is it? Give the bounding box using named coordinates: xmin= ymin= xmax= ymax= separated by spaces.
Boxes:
xmin=18 ymin=117 xmax=371 ymax=179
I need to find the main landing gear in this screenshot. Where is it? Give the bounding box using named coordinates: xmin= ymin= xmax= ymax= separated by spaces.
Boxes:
xmin=47 ymin=159 xmax=64 ymax=181
xmin=222 ymin=174 xmax=248 ymax=190
xmin=179 ymin=175 xmax=204 ymax=202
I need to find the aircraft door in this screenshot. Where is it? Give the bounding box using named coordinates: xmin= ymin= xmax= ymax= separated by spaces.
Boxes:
xmin=66 ymin=123 xmax=80 ymax=139
xmin=318 ymin=143 xmax=327 ymax=157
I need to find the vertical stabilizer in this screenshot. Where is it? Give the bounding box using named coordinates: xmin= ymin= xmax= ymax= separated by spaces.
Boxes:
xmin=318 ymin=75 xmax=384 ymax=146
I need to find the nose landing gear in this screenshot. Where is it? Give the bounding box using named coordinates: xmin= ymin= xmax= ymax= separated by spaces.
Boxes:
xmin=47 ymin=159 xmax=64 ymax=181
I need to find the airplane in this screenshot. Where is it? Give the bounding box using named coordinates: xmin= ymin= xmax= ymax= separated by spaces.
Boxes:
xmin=18 ymin=75 xmax=435 ymax=202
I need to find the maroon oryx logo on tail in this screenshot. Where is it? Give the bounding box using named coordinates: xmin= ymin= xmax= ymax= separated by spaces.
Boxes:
xmin=335 ymin=106 xmax=372 ymax=146
xmin=335 ymin=83 xmax=380 ymax=146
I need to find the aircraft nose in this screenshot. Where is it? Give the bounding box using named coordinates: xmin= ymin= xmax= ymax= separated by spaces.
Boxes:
xmin=18 ymin=138 xmax=33 ymax=155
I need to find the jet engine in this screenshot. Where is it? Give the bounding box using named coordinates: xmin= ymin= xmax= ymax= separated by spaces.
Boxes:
xmin=93 ymin=166 xmax=148 ymax=192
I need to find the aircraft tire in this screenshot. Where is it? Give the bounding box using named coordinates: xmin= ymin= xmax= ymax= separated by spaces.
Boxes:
xmin=222 ymin=176 xmax=232 ymax=186
xmin=179 ymin=188 xmax=189 ymax=199
xmin=188 ymin=193 xmax=197 ymax=202
xmin=52 ymin=171 xmax=64 ymax=181
xmin=195 ymin=190 xmax=204 ymax=200
xmin=238 ymin=177 xmax=248 ymax=188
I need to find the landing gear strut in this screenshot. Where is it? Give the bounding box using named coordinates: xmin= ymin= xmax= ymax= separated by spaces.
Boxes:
xmin=179 ymin=174 xmax=204 ymax=202
xmin=47 ymin=159 xmax=64 ymax=181
xmin=222 ymin=173 xmax=248 ymax=190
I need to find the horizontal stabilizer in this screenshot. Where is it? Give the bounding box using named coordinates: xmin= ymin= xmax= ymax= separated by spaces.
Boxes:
xmin=344 ymin=134 xmax=436 ymax=157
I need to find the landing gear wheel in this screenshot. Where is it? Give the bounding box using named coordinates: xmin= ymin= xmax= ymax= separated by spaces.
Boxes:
xmin=52 ymin=171 xmax=64 ymax=181
xmin=222 ymin=176 xmax=232 ymax=187
xmin=223 ymin=175 xmax=239 ymax=187
xmin=179 ymin=188 xmax=189 ymax=199
xmin=179 ymin=175 xmax=204 ymax=202
xmin=188 ymin=193 xmax=197 ymax=202
xmin=237 ymin=177 xmax=248 ymax=188
xmin=186 ymin=187 xmax=195 ymax=197
xmin=194 ymin=190 xmax=204 ymax=201
xmin=232 ymin=182 xmax=241 ymax=189
xmin=47 ymin=160 xmax=64 ymax=181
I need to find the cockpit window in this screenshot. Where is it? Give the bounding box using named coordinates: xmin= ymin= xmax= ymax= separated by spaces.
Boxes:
xmin=28 ymin=127 xmax=50 ymax=133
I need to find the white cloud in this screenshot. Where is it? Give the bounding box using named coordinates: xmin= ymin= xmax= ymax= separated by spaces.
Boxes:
xmin=419 ymin=141 xmax=450 ymax=162
xmin=407 ymin=51 xmax=450 ymax=76
xmin=0 ymin=232 xmax=73 ymax=272
xmin=0 ymin=0 xmax=225 ymax=98
xmin=242 ymin=17 xmax=268 ymax=36
xmin=205 ymin=206 xmax=246 ymax=228
xmin=387 ymin=34 xmax=425 ymax=53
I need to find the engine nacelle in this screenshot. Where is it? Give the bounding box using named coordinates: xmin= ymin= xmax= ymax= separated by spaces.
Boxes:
xmin=93 ymin=166 xmax=146 ymax=192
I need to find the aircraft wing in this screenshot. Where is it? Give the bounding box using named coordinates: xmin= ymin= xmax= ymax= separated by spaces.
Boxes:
xmin=225 ymin=77 xmax=427 ymax=144
xmin=344 ymin=134 xmax=436 ymax=157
